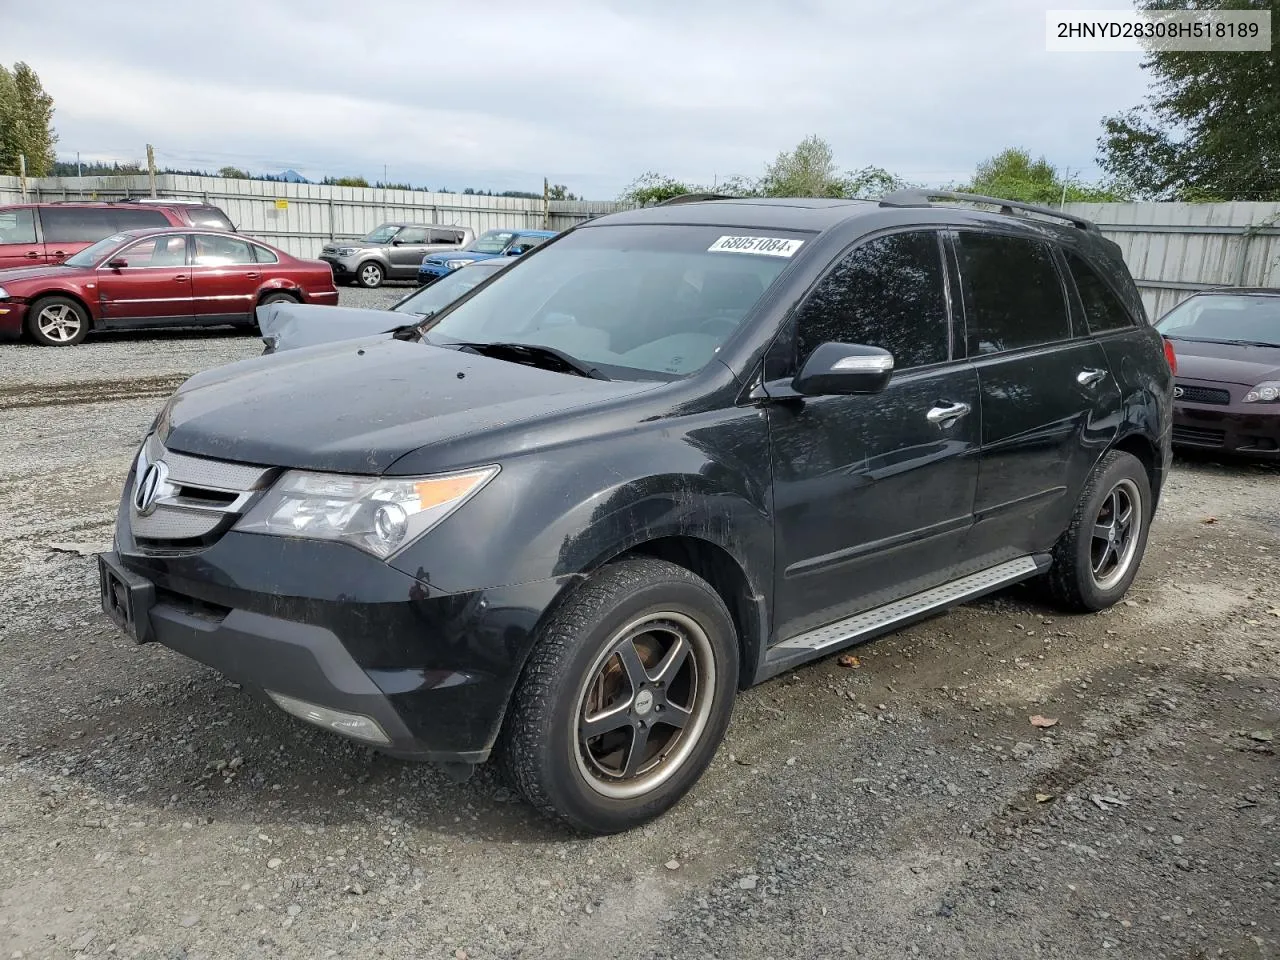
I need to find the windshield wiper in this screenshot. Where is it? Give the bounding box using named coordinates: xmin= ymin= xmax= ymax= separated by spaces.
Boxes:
xmin=455 ymin=341 xmax=609 ymax=380
xmin=1165 ymin=336 xmax=1280 ymax=348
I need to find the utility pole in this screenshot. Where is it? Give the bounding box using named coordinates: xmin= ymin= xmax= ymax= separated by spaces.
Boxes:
xmin=18 ymin=154 xmax=27 ymax=201
xmin=146 ymin=143 xmax=157 ymax=197
xmin=76 ymin=151 xmax=82 ymax=178
xmin=1060 ymin=167 xmax=1071 ymax=209
xmin=542 ymin=177 xmax=550 ymax=229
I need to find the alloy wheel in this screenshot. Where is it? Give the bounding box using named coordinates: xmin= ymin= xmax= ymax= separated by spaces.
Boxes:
xmin=36 ymin=304 xmax=83 ymax=343
xmin=1090 ymin=478 xmax=1142 ymax=591
xmin=573 ymin=612 xmax=716 ymax=800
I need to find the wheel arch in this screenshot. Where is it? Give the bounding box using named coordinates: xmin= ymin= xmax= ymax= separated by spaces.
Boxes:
xmin=26 ymin=290 xmax=99 ymax=333
xmin=1108 ymin=431 xmax=1162 ymax=506
xmin=598 ymin=535 xmax=766 ymax=691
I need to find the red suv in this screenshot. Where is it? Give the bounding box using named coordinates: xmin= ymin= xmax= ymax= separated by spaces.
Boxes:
xmin=0 ymin=201 xmax=235 ymax=268
xmin=0 ymin=227 xmax=338 ymax=345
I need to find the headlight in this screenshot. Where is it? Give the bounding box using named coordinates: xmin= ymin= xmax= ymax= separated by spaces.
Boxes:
xmin=234 ymin=466 xmax=498 ymax=559
xmin=336 ymin=247 xmax=357 ymax=256
xmin=1243 ymin=381 xmax=1280 ymax=403
xmin=445 ymin=259 xmax=475 ymax=270
xmin=0 ymin=286 xmax=9 ymax=299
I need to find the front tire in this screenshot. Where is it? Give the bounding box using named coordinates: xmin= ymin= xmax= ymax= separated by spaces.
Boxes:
xmin=27 ymin=296 xmax=89 ymax=346
xmin=1043 ymin=450 xmax=1152 ymax=611
xmin=500 ymin=558 xmax=739 ymax=834
xmin=356 ymin=261 xmax=384 ymax=288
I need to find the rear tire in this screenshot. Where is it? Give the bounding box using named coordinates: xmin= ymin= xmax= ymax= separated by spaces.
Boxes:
xmin=27 ymin=296 xmax=89 ymax=346
xmin=356 ymin=261 xmax=384 ymax=288
xmin=1042 ymin=450 xmax=1152 ymax=611
xmin=499 ymin=558 xmax=739 ymax=834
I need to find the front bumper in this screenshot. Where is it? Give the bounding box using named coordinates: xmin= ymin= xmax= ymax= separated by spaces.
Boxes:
xmin=417 ymin=263 xmax=451 ymax=284
xmin=102 ymin=505 xmax=575 ymax=762
xmin=319 ymin=254 xmax=364 ymax=279
xmin=0 ymin=299 xmax=29 ymax=339
xmin=1171 ymin=392 xmax=1280 ymax=458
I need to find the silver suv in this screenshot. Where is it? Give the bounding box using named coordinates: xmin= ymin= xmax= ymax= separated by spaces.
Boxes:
xmin=319 ymin=222 xmax=474 ymax=287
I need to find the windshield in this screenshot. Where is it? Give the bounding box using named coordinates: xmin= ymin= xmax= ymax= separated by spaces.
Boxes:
xmin=423 ymin=224 xmax=807 ymax=379
xmin=392 ymin=262 xmax=505 ymax=316
xmin=361 ymin=224 xmax=401 ymax=244
xmin=1156 ymin=294 xmax=1280 ymax=347
xmin=64 ymin=234 xmax=133 ymax=268
xmin=470 ymin=230 xmax=516 ymax=254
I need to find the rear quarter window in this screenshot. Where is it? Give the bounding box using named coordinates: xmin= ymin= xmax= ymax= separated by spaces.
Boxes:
xmin=1065 ymin=250 xmax=1136 ymax=333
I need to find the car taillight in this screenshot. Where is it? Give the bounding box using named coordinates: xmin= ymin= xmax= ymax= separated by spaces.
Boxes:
xmin=1162 ymin=337 xmax=1177 ymax=376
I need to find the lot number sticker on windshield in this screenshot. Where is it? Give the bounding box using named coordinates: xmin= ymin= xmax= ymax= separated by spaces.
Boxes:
xmin=707 ymin=235 xmax=804 ymax=258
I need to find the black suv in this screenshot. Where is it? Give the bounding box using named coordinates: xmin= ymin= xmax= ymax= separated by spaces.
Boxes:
xmin=98 ymin=192 xmax=1173 ymax=834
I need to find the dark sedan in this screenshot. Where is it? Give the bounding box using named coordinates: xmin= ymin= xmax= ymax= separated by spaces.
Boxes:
xmin=1156 ymin=289 xmax=1280 ymax=458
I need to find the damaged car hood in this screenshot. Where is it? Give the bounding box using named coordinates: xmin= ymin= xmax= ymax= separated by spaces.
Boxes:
xmin=158 ymin=338 xmax=659 ymax=474
xmin=257 ymin=301 xmax=406 ymax=353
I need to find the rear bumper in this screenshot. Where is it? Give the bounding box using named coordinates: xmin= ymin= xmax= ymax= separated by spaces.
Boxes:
xmin=1171 ymin=400 xmax=1280 ymax=458
xmin=0 ymin=299 xmax=28 ymax=339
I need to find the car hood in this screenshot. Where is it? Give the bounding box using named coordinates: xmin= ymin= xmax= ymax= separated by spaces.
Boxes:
xmin=423 ymin=250 xmax=499 ymax=266
xmin=0 ymin=264 xmax=85 ymax=286
xmin=1170 ymin=339 xmax=1280 ymax=386
xmin=158 ymin=337 xmax=660 ymax=474
xmin=258 ymin=302 xmax=404 ymax=352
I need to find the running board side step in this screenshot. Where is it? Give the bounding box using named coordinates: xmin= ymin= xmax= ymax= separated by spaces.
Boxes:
xmin=760 ymin=555 xmax=1048 ymax=681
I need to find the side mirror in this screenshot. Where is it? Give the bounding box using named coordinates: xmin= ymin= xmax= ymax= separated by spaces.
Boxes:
xmin=106 ymin=257 xmax=128 ymax=269
xmin=507 ymin=247 xmax=525 ymax=256
xmin=391 ymin=239 xmax=405 ymax=246
xmin=793 ymin=342 xmax=894 ymax=396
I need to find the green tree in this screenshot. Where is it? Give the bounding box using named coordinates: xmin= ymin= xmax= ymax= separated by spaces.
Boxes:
xmin=323 ymin=175 xmax=370 ymax=188
xmin=620 ymin=171 xmax=698 ymax=206
xmin=547 ymin=183 xmax=579 ymax=201
xmin=218 ymin=166 xmax=249 ymax=179
xmin=964 ymin=147 xmax=1124 ymax=204
xmin=758 ymin=134 xmax=845 ymax=198
xmin=1097 ymin=0 xmax=1279 ymax=200
xmin=845 ymin=165 xmax=907 ymax=198
xmin=0 ymin=62 xmax=57 ymax=176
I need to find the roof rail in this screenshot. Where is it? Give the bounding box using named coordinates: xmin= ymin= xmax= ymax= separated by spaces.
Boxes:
xmin=878 ymin=189 xmax=1097 ymax=231
xmin=652 ymin=192 xmax=737 ymax=207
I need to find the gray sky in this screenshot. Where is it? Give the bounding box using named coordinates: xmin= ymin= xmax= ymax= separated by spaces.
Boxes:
xmin=0 ymin=0 xmax=1151 ymax=198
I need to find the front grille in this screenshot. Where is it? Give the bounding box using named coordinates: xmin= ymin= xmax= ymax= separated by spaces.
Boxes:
xmin=131 ymin=435 xmax=276 ymax=546
xmin=1172 ymin=425 xmax=1226 ymax=447
xmin=1175 ymin=383 xmax=1231 ymax=405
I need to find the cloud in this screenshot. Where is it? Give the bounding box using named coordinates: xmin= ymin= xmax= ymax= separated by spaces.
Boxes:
xmin=0 ymin=0 xmax=1149 ymax=196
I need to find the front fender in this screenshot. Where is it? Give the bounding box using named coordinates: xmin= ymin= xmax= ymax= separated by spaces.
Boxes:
xmin=388 ymin=406 xmax=775 ymax=600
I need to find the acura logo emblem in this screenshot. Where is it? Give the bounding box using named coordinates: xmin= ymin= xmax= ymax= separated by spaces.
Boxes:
xmin=1173 ymin=386 xmax=1184 ymax=398
xmin=134 ymin=461 xmax=170 ymax=516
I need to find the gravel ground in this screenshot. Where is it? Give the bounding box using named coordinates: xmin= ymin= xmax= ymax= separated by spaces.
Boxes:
xmin=0 ymin=304 xmax=1277 ymax=959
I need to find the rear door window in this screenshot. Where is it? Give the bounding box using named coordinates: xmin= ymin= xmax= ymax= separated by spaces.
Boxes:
xmin=1065 ymin=250 xmax=1136 ymax=333
xmin=795 ymin=230 xmax=951 ymax=369
xmin=193 ymin=234 xmax=255 ymax=265
xmin=110 ymin=208 xmax=170 ymax=231
xmin=40 ymin=207 xmax=117 ymax=243
xmin=954 ymin=232 xmax=1071 ymax=354
xmin=119 ymin=234 xmax=189 ymax=267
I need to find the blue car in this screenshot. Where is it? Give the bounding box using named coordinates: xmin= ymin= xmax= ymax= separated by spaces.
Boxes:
xmin=417 ymin=228 xmax=557 ymax=284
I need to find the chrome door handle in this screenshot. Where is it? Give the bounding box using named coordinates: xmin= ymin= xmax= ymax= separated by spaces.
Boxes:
xmin=1077 ymin=368 xmax=1107 ymax=387
xmin=173 ymin=275 xmax=189 ymax=282
xmin=245 ymin=272 xmax=260 ymax=279
xmin=926 ymin=401 xmax=971 ymax=426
